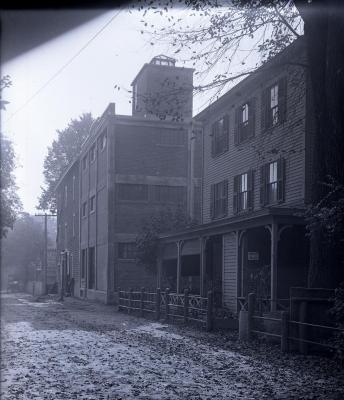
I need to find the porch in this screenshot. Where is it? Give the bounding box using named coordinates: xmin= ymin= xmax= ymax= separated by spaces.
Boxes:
xmin=157 ymin=208 xmax=309 ymax=313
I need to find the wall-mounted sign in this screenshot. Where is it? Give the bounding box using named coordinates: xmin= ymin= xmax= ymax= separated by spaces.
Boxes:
xmin=248 ymin=251 xmax=259 ymax=261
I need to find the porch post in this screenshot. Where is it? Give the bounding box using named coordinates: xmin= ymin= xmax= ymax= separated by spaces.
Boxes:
xmin=200 ymin=237 xmax=207 ymax=297
xmin=270 ymin=220 xmax=278 ymax=312
xmin=176 ymin=240 xmax=183 ymax=294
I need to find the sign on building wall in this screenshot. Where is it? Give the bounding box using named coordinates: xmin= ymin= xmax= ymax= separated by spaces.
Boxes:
xmin=248 ymin=251 xmax=259 ymax=261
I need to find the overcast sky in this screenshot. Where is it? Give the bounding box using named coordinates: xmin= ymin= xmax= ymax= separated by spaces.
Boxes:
xmin=1 ymin=7 xmax=257 ymax=215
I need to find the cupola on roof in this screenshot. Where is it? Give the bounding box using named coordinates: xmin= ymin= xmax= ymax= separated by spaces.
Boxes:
xmin=150 ymin=55 xmax=176 ymax=67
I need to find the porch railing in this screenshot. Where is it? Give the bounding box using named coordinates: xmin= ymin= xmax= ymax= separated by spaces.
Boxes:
xmin=118 ymin=287 xmax=213 ymax=331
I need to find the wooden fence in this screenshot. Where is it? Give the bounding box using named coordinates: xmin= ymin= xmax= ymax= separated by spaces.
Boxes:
xmin=245 ymin=293 xmax=344 ymax=354
xmin=118 ymin=287 xmax=213 ymax=331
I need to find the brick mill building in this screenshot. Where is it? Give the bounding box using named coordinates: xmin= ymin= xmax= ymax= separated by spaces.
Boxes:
xmin=56 ymin=56 xmax=200 ymax=302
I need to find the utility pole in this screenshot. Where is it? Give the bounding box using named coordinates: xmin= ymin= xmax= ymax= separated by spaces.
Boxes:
xmin=35 ymin=213 xmax=57 ymax=295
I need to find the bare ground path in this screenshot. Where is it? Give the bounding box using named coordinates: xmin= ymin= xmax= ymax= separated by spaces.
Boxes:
xmin=1 ymin=292 xmax=344 ymax=399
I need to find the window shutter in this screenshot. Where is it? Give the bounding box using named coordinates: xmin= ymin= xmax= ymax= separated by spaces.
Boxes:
xmin=260 ymin=164 xmax=267 ymax=206
xmin=223 ymin=179 xmax=228 ymax=216
xmin=210 ymin=184 xmax=215 ymax=219
xmin=277 ymin=158 xmax=286 ymax=202
xmin=247 ymin=169 xmax=254 ymax=210
xmin=234 ymin=107 xmax=240 ymax=145
xmin=278 ymin=77 xmax=287 ymax=123
xmin=261 ymin=88 xmax=270 ymax=132
xmin=223 ymin=114 xmax=229 ymax=151
xmin=233 ymin=175 xmax=239 ymax=214
xmin=248 ymin=98 xmax=256 ymax=139
xmin=211 ymin=124 xmax=215 ymax=157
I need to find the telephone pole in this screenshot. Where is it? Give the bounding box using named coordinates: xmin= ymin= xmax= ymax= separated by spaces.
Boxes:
xmin=35 ymin=213 xmax=57 ymax=294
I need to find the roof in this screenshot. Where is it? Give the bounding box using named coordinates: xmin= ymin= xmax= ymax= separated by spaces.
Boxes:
xmin=194 ymin=37 xmax=306 ymax=121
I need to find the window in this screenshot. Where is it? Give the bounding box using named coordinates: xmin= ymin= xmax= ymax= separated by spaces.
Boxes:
xmin=233 ymin=171 xmax=254 ymax=213
xmin=72 ymin=213 xmax=76 ymax=237
xmin=81 ymin=249 xmax=87 ymax=279
xmin=153 ymin=185 xmax=186 ymax=204
xmin=133 ymin=83 xmax=138 ymax=111
xmin=235 ymin=99 xmax=255 ymax=144
xmin=261 ymin=77 xmax=287 ymax=131
xmin=69 ymin=253 xmax=73 ymax=278
xmin=90 ymin=195 xmax=96 ymax=213
xmin=90 ymin=144 xmax=96 ymax=163
xmin=118 ymin=243 xmax=136 ymax=260
xmin=88 ymin=247 xmax=95 ymax=289
xmin=211 ymin=115 xmax=229 ymax=157
xmin=72 ymin=176 xmax=76 ymax=200
xmin=82 ymin=155 xmax=87 ymax=170
xmin=98 ymin=133 xmax=107 ymax=151
xmin=82 ymin=201 xmax=87 ymax=218
xmin=64 ymin=223 xmax=68 ymax=246
xmin=159 ymin=130 xmax=185 ymax=146
xmin=260 ymin=159 xmax=285 ymax=205
xmin=210 ymin=180 xmax=228 ymax=219
xmin=64 ymin=185 xmax=68 ymax=207
xmin=117 ymin=183 xmax=148 ymax=201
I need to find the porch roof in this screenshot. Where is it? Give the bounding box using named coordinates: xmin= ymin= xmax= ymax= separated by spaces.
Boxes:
xmin=159 ymin=207 xmax=306 ymax=243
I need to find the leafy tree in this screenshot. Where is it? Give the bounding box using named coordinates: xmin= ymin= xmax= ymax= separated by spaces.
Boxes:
xmin=38 ymin=113 xmax=94 ymax=213
xmin=1 ymin=76 xmax=22 ymax=238
xmin=136 ymin=206 xmax=196 ymax=272
xmin=1 ymin=213 xmax=45 ymax=286
xmin=137 ymin=0 xmax=344 ymax=287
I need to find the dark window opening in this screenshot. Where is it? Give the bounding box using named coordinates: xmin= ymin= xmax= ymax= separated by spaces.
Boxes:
xmin=117 ymin=183 xmax=148 ymax=201
xmin=210 ymin=180 xmax=228 ymax=219
xmin=118 ymin=243 xmax=136 ymax=260
xmin=211 ymin=115 xmax=229 ymax=157
xmin=88 ymin=247 xmax=95 ymax=289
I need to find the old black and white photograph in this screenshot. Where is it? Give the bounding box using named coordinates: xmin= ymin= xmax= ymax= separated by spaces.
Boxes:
xmin=1 ymin=1 xmax=344 ymax=399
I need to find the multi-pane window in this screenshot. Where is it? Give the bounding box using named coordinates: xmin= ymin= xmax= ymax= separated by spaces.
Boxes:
xmin=90 ymin=195 xmax=96 ymax=213
xmin=72 ymin=213 xmax=76 ymax=237
xmin=268 ymin=161 xmax=278 ymax=203
xmin=82 ymin=155 xmax=87 ymax=170
xmin=72 ymin=176 xmax=76 ymax=200
xmin=270 ymin=84 xmax=279 ymax=125
xmin=88 ymin=247 xmax=95 ymax=289
xmin=82 ymin=201 xmax=87 ymax=218
xmin=211 ymin=115 xmax=229 ymax=157
xmin=98 ymin=133 xmax=107 ymax=151
xmin=235 ymin=99 xmax=255 ymax=144
xmin=81 ymin=249 xmax=87 ymax=279
xmin=210 ymin=180 xmax=228 ymax=219
xmin=90 ymin=144 xmax=96 ymax=163
xmin=118 ymin=243 xmax=136 ymax=260
xmin=260 ymin=159 xmax=285 ymax=205
xmin=262 ymin=77 xmax=287 ymax=130
xmin=133 ymin=83 xmax=138 ymax=111
xmin=117 ymin=184 xmax=148 ymax=201
xmin=153 ymin=185 xmax=186 ymax=204
xmin=233 ymin=171 xmax=254 ymax=213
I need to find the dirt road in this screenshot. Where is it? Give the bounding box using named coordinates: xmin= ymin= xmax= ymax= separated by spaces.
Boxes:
xmin=1 ymin=293 xmax=343 ymax=399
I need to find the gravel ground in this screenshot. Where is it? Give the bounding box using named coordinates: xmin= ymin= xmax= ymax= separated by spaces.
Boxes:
xmin=1 ymin=292 xmax=344 ymax=399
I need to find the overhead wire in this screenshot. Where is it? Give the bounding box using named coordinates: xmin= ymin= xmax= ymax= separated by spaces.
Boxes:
xmin=4 ymin=9 xmax=122 ymax=125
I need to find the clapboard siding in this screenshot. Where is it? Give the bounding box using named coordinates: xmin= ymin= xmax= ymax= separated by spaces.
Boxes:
xmin=202 ymin=63 xmax=307 ymax=223
xmin=223 ymin=233 xmax=238 ymax=313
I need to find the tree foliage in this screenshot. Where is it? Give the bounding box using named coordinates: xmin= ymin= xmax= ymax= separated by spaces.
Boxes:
xmin=1 ymin=76 xmax=22 ymax=238
xmin=135 ymin=0 xmax=302 ymax=99
xmin=38 ymin=113 xmax=94 ymax=213
xmin=136 ymin=206 xmax=196 ymax=272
